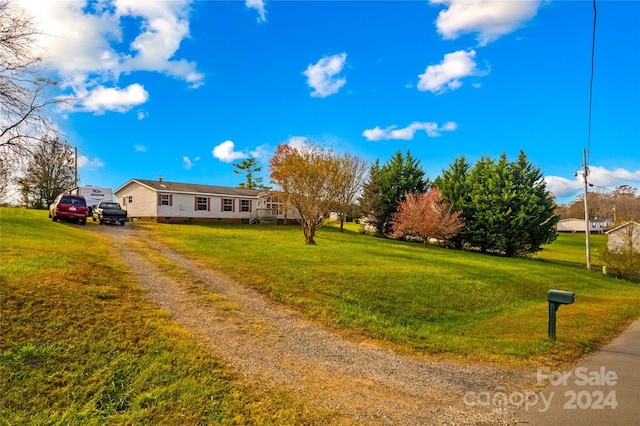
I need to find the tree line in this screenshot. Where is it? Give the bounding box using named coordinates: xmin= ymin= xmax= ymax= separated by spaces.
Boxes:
xmin=267 ymin=143 xmax=559 ymax=257
xmin=556 ymin=185 xmax=640 ymax=224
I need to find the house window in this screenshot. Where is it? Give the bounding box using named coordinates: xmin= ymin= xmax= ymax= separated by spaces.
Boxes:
xmin=158 ymin=194 xmax=172 ymax=206
xmin=197 ymin=197 xmax=208 ymax=211
xmin=222 ymin=198 xmax=233 ymax=212
xmin=241 ymin=200 xmax=251 ymax=212
xmin=265 ymin=196 xmax=284 ymax=215
xmin=127 ymin=196 xmax=133 ymax=204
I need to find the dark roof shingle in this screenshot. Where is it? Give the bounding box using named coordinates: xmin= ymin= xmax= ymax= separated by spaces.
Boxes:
xmin=134 ymin=179 xmax=260 ymax=197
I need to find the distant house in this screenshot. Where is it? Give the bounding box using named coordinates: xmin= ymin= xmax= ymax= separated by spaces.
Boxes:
xmin=557 ymin=218 xmax=610 ymax=233
xmin=114 ymin=178 xmax=296 ymax=224
xmin=606 ymin=222 xmax=640 ymax=253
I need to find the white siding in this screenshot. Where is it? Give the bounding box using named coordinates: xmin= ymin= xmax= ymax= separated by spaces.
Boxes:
xmin=557 ymin=219 xmax=608 ymax=233
xmin=557 ymin=219 xmax=586 ymax=232
xmin=115 ymin=183 xmax=157 ymax=217
xmin=156 ymin=193 xmax=255 ymax=220
xmin=113 ymin=179 xmax=295 ymax=222
xmin=607 ymin=223 xmax=640 ymax=253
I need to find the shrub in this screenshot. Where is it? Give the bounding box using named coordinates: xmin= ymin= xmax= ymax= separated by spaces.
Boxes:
xmin=602 ymin=248 xmax=640 ymax=281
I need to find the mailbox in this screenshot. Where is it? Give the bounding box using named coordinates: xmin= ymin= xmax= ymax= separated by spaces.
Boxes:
xmin=547 ymin=289 xmax=575 ymax=341
xmin=548 ymin=289 xmax=575 ymax=305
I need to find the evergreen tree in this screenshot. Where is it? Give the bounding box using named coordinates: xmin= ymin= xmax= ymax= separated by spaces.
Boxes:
xmin=439 ymin=151 xmax=559 ymax=257
xmin=499 ymin=151 xmax=558 ymax=256
xmin=232 ymin=158 xmax=268 ymax=189
xmin=433 ymin=155 xmax=470 ymax=249
xmin=464 ymin=155 xmax=500 ymax=253
xmin=379 ymin=150 xmax=427 ymax=234
xmin=359 ymin=160 xmax=385 ymax=235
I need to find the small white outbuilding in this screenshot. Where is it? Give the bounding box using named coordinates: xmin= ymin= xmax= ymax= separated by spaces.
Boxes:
xmin=605 ymin=222 xmax=640 ymax=253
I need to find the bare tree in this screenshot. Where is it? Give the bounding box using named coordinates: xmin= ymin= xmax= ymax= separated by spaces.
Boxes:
xmin=603 ymin=221 xmax=640 ymax=280
xmin=330 ymin=152 xmax=367 ymax=232
xmin=0 ymin=157 xmax=9 ymax=204
xmin=1 ymin=0 xmax=60 ymax=200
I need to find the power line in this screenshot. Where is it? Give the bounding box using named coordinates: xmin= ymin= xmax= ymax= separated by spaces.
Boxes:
xmin=589 ymin=168 xmax=640 ymax=184
xmin=582 ymin=0 xmax=597 ymax=271
xmin=587 ymin=0 xmax=597 ymax=166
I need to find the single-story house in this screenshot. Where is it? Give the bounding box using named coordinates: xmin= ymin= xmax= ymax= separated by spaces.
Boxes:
xmin=114 ymin=178 xmax=296 ymax=224
xmin=557 ymin=218 xmax=610 ymax=233
xmin=605 ymin=221 xmax=640 ymax=253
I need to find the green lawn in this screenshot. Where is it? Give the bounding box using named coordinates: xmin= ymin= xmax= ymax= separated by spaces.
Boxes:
xmin=145 ymin=220 xmax=640 ymax=365
xmin=0 ymin=208 xmax=333 ymax=425
xmin=534 ymin=231 xmax=608 ymax=267
xmin=2 ymin=208 xmax=639 ymax=423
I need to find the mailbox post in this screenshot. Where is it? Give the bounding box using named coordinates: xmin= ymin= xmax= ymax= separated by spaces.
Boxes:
xmin=547 ymin=290 xmax=575 ymax=341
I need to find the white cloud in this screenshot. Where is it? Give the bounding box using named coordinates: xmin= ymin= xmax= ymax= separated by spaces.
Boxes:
xmin=418 ymin=50 xmax=484 ymax=94
xmin=212 ymin=140 xmax=247 ymax=163
xmin=246 ymin=0 xmax=267 ymax=22
xmin=440 ymin=121 xmax=458 ymax=132
xmin=117 ymin=0 xmax=203 ymax=87
xmin=362 ymin=121 xmax=458 ymax=141
xmin=303 ymin=53 xmax=347 ymax=98
xmin=431 ymin=0 xmax=542 ymax=46
xmin=285 ymin=136 xmax=311 ymax=151
xmin=182 ymin=156 xmax=200 ymax=170
xmin=544 ymin=176 xmax=583 ymax=200
xmin=16 ymin=0 xmax=202 ymax=113
xmin=79 ymin=84 xmax=149 ymax=113
xmin=250 ymin=143 xmax=272 ymax=161
xmin=77 ymin=155 xmax=104 ymax=169
xmin=545 ymin=167 xmax=640 ymax=200
xmin=134 ymin=144 xmax=147 ymax=152
xmin=137 ymin=110 xmax=147 ymax=120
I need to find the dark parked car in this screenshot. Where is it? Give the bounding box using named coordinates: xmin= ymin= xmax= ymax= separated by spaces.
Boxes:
xmin=49 ymin=194 xmax=88 ymax=225
xmin=92 ymin=201 xmax=127 ymax=226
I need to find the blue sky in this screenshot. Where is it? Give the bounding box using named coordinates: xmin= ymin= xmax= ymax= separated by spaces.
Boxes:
xmin=19 ymin=0 xmax=640 ymax=204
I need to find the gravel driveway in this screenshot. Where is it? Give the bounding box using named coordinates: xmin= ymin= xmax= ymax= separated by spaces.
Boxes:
xmin=98 ymin=223 xmax=536 ymax=425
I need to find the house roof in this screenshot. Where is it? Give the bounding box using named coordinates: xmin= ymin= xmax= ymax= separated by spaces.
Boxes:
xmin=558 ymin=218 xmax=610 ymax=223
xmin=606 ymin=221 xmax=640 ymax=235
xmin=115 ymin=179 xmax=261 ymax=197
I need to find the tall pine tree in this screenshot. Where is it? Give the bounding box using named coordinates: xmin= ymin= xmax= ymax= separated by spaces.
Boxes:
xmin=378 ymin=150 xmax=427 ymax=235
xmin=359 ymin=160 xmax=385 ymax=235
xmin=499 ymin=151 xmax=558 ymax=256
xmin=436 ymin=151 xmax=558 ymax=257
xmin=433 ymin=155 xmax=470 ymax=249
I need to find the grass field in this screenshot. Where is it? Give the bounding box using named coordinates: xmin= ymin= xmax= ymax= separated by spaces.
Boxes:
xmin=0 ymin=208 xmax=333 ymax=425
xmin=2 ymin=208 xmax=640 ymax=423
xmin=533 ymin=231 xmax=607 ymax=267
xmin=145 ymin=219 xmax=640 ymax=365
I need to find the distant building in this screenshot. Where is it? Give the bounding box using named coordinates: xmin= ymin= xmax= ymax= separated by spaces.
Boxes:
xmin=557 ymin=218 xmax=610 ymax=233
xmin=606 ymin=222 xmax=640 ymax=253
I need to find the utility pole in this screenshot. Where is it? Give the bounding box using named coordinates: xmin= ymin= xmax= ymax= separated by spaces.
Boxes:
xmin=74 ymin=146 xmax=78 ymax=188
xmin=582 ymin=148 xmax=591 ymax=270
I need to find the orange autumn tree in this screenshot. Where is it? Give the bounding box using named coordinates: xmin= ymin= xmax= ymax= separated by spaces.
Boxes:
xmin=390 ymin=188 xmax=464 ymax=248
xmin=269 ymin=143 xmax=339 ymax=244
